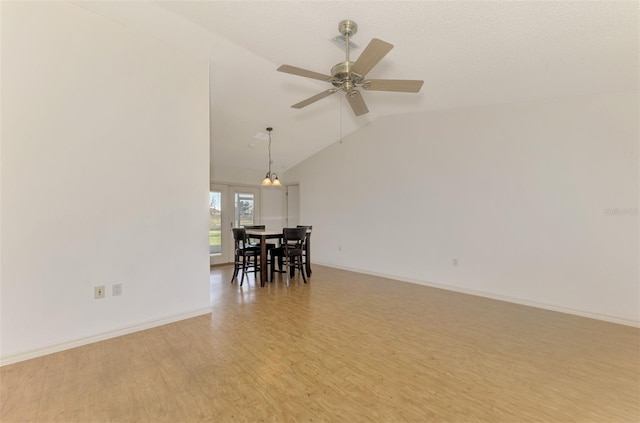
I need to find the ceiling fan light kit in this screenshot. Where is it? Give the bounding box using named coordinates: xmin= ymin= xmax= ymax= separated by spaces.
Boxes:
xmin=261 ymin=127 xmax=281 ymax=187
xmin=278 ymin=20 xmax=424 ymax=116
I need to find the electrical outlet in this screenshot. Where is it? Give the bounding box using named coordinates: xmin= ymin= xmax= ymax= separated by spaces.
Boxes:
xmin=94 ymin=285 xmax=105 ymax=299
xmin=112 ymin=283 xmax=122 ymax=296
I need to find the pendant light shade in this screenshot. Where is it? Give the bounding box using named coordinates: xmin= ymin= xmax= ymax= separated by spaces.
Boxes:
xmin=261 ymin=173 xmax=273 ymax=186
xmin=261 ymin=127 xmax=281 ymax=186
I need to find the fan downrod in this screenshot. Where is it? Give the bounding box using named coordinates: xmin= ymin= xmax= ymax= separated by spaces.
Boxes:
xmin=332 ymin=20 xmax=363 ymax=90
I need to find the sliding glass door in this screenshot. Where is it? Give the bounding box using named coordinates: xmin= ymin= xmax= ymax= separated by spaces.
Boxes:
xmin=209 ymin=184 xmax=260 ymax=265
xmin=209 ymin=184 xmax=228 ymax=265
xmin=209 ymin=191 xmax=222 ymax=255
xmin=233 ymin=191 xmax=256 ymax=227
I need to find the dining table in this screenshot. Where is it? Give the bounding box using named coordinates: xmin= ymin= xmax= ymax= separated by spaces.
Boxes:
xmin=245 ymin=228 xmax=312 ymax=287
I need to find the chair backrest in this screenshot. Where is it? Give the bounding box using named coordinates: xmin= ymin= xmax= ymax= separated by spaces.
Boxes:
xmin=232 ymin=227 xmax=249 ymax=249
xmin=296 ymin=225 xmax=312 ymax=246
xmin=283 ymin=227 xmax=306 ymax=250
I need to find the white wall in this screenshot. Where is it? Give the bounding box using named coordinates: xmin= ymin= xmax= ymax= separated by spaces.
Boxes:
xmin=211 ymin=164 xmax=266 ymax=186
xmin=286 ymin=91 xmax=639 ymax=325
xmin=1 ymin=2 xmax=211 ymax=363
xmin=261 ymin=187 xmax=286 ymax=230
xmin=287 ymin=185 xmax=300 ymax=227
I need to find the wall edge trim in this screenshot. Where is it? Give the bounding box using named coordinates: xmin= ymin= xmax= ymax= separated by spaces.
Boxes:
xmin=0 ymin=306 xmax=213 ymax=366
xmin=317 ymin=262 xmax=640 ymax=328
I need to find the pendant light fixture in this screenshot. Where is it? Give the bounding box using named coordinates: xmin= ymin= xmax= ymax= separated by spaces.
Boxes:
xmin=261 ymin=127 xmax=281 ymax=186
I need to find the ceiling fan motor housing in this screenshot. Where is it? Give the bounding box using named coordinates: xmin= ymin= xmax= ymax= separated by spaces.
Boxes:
xmin=330 ymin=62 xmax=364 ymax=90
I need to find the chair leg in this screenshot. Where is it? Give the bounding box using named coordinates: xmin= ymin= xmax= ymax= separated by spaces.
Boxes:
xmin=256 ymin=255 xmax=262 ymax=287
xmin=240 ymin=254 xmax=247 ymax=286
xmin=300 ymin=256 xmax=307 ymax=284
xmin=230 ymin=253 xmax=239 ymax=283
xmin=303 ymin=254 xmax=311 ymax=277
xmin=231 ymin=266 xmax=238 ymax=283
xmin=269 ymin=254 xmax=275 ymax=282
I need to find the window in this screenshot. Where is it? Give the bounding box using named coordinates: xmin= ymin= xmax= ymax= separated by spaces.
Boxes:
xmin=234 ymin=193 xmax=255 ymax=227
xmin=209 ymin=191 xmax=222 ymax=255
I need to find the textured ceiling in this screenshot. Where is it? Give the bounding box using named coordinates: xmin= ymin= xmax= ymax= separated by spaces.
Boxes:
xmin=76 ymin=1 xmax=639 ymax=174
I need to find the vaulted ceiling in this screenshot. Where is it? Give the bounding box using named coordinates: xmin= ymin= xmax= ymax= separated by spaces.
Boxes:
xmin=76 ymin=1 xmax=638 ymax=175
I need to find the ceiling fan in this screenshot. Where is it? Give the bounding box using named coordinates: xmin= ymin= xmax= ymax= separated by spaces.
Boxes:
xmin=277 ymin=20 xmax=424 ymax=117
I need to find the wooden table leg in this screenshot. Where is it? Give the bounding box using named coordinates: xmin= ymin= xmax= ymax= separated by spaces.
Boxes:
xmin=260 ymin=235 xmax=267 ymax=287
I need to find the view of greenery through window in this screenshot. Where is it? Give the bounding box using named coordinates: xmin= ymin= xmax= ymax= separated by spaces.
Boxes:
xmin=234 ymin=193 xmax=255 ymax=227
xmin=209 ymin=192 xmax=221 ymax=254
xmin=209 ymin=191 xmax=255 ymax=255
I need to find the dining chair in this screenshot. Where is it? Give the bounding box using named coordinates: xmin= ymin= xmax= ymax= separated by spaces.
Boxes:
xmin=297 ymin=225 xmax=313 ymax=276
xmin=244 ymin=224 xmax=277 ymax=278
xmin=230 ymin=227 xmax=261 ymax=286
xmin=270 ymin=227 xmax=307 ymax=286
xmin=270 ymin=225 xmax=299 ymax=277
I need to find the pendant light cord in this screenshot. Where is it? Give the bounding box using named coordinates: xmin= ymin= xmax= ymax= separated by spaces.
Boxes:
xmin=266 ymin=127 xmax=273 ymax=176
xmin=268 ymin=131 xmax=272 ymax=175
xmin=261 ymin=126 xmax=278 ymax=186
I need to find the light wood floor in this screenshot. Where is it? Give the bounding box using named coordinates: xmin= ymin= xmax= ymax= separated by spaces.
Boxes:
xmin=1 ymin=265 xmax=639 ymax=422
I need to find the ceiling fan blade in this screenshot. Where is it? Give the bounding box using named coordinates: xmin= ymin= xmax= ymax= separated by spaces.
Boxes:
xmin=362 ymin=79 xmax=424 ymax=93
xmin=346 ymin=90 xmax=369 ymax=116
xmin=277 ymin=65 xmax=332 ymax=82
xmin=291 ymin=89 xmax=338 ymax=109
xmin=350 ymin=38 xmax=393 ymax=78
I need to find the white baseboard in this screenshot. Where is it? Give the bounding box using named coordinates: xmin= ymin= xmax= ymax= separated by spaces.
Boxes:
xmin=316 ymin=262 xmax=640 ymax=328
xmin=0 ymin=307 xmax=213 ymax=367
